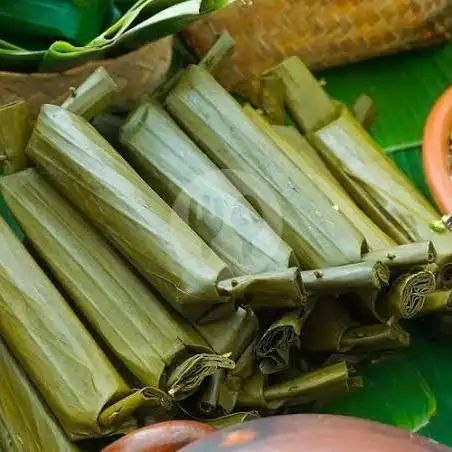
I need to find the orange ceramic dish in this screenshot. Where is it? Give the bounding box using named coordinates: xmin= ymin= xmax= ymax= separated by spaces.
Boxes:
xmin=423 ymin=86 xmax=452 ymax=214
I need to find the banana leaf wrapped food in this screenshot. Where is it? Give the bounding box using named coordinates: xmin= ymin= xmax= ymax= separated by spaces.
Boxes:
xmin=215 ymin=267 xmax=306 ymax=310
xmin=1 ymin=169 xmax=234 ymax=401
xmin=243 ymin=107 xmax=394 ymax=252
xmin=119 ymin=100 xmax=295 ymax=276
xmin=0 ymin=215 xmax=143 ymax=440
xmin=378 ymin=271 xmax=436 ymax=320
xmin=61 ymin=67 xmax=119 ymax=121
xmin=417 ymin=290 xmax=452 ymax=317
xmin=267 ymin=57 xmax=338 ymax=133
xmin=254 ymin=310 xmax=304 ymax=375
xmin=302 ymin=298 xmax=410 ymax=353
xmin=25 ymin=104 xmax=232 ymax=321
xmin=363 ymin=241 xmax=437 ymax=270
xmin=307 ymin=103 xmax=452 ymax=280
xmin=166 ymin=65 xmax=367 ymax=269
xmin=194 ymin=306 xmax=258 ymax=414
xmin=0 ymin=338 xmax=77 ymax=452
xmin=216 ymin=339 xmax=258 ymax=414
xmin=0 ymin=99 xmax=32 ymax=174
xmin=237 ymin=361 xmax=352 ymax=410
xmin=300 ymin=261 xmax=390 ymax=296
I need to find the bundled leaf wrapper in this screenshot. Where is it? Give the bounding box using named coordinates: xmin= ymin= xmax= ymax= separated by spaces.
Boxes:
xmin=166 ymin=65 xmax=366 ymax=269
xmin=237 ymin=361 xmax=351 ymax=409
xmin=363 ymin=242 xmax=437 ymax=270
xmin=198 ymin=32 xmax=235 ymax=76
xmin=120 ymin=101 xmax=294 ymax=276
xmin=260 ymin=74 xmax=286 ymax=125
xmin=309 ymin=105 xmax=452 ymax=273
xmin=0 ymin=338 xmax=77 ymax=451
xmin=0 ymin=99 xmax=32 ymax=174
xmin=267 ymin=57 xmax=338 ymax=132
xmin=0 ymin=216 xmax=134 ymax=440
xmin=217 ymin=339 xmax=257 ymax=414
xmin=194 ymin=307 xmax=258 ymax=413
xmin=255 ymin=310 xmax=303 ymax=375
xmin=301 ymin=296 xmax=410 ymax=353
xmin=195 ymin=306 xmax=258 ymax=357
xmin=340 ymin=322 xmax=410 ymax=351
xmin=417 ymin=290 xmax=452 ymax=317
xmin=61 ymin=67 xmax=119 ymax=121
xmin=378 ymin=271 xmax=436 ymax=319
xmin=301 ymin=298 xmax=357 ymax=353
xmin=25 ymin=104 xmax=231 ymax=320
xmin=268 ymin=122 xmax=395 ymax=251
xmin=301 ymin=261 xmax=390 ymax=295
xmin=216 ymin=268 xmax=306 ymax=310
xmin=1 ymin=169 xmax=233 ymax=401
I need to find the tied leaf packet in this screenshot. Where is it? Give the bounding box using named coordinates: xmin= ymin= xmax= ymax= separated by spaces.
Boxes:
xmin=25 ymin=104 xmax=232 ymax=321
xmin=1 ymin=169 xmax=234 ymax=401
xmin=0 ymin=99 xmax=32 ymax=175
xmin=255 ymin=310 xmax=304 ymax=375
xmin=267 ymin=123 xmax=396 ymax=251
xmin=0 ymin=337 xmax=77 ymax=451
xmin=166 ymin=65 xmax=367 ymax=269
xmin=120 ymin=100 xmax=295 ymax=276
xmin=0 ymin=215 xmax=136 ymax=440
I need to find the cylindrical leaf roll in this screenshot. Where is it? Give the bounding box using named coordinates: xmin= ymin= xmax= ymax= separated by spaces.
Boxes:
xmin=216 ymin=268 xmax=306 ymax=310
xmin=267 ymin=57 xmax=338 ymax=133
xmin=245 ymin=106 xmax=394 ymax=252
xmin=120 ymin=101 xmax=294 ymax=276
xmin=0 ymin=216 xmax=132 ymax=440
xmin=25 ymin=104 xmax=231 ymax=320
xmin=61 ymin=67 xmax=119 ymax=121
xmin=363 ymin=242 xmax=437 ymax=270
xmin=301 ymin=261 xmax=390 ymax=295
xmin=166 ymin=65 xmax=367 ymax=269
xmin=0 ymin=338 xmax=77 ymax=452
xmin=1 ymin=169 xmax=233 ymax=400
xmin=378 ymin=271 xmax=436 ymax=319
xmin=0 ymin=99 xmax=31 ymax=175
xmin=255 ymin=310 xmax=303 ymax=375
xmin=309 ymin=105 xmax=452 ymax=272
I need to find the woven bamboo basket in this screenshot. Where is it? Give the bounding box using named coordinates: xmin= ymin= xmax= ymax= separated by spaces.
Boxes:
xmin=183 ymin=0 xmax=452 ymax=94
xmin=0 ymin=37 xmax=173 ymax=117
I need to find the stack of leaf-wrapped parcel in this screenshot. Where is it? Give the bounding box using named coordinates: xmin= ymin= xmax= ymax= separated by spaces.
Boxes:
xmin=1 ymin=35 xmax=452 ymax=450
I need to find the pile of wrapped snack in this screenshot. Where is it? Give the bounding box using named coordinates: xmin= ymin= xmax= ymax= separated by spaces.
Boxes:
xmin=1 ymin=35 xmax=452 ymax=450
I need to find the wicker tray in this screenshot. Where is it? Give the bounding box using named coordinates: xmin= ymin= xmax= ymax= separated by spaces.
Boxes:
xmin=0 ymin=36 xmax=173 ymax=116
xmin=184 ymin=0 xmax=452 ymax=94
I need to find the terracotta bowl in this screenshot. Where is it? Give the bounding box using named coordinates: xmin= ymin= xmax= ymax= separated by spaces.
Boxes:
xmin=103 ymin=415 xmax=450 ymax=452
xmin=423 ymin=86 xmax=452 ymax=214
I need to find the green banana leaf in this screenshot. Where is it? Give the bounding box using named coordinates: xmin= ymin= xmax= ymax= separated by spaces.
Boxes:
xmin=0 ymin=0 xmax=225 ymax=73
xmin=26 ymin=104 xmax=232 ymax=321
xmin=166 ymin=65 xmax=367 ymax=269
xmin=0 ymin=0 xmax=112 ymax=47
xmin=0 ymin=215 xmax=134 ymax=440
xmin=1 ymin=169 xmax=233 ymax=400
xmin=120 ymin=100 xmax=294 ymax=276
xmin=0 ymin=337 xmax=77 ymax=451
